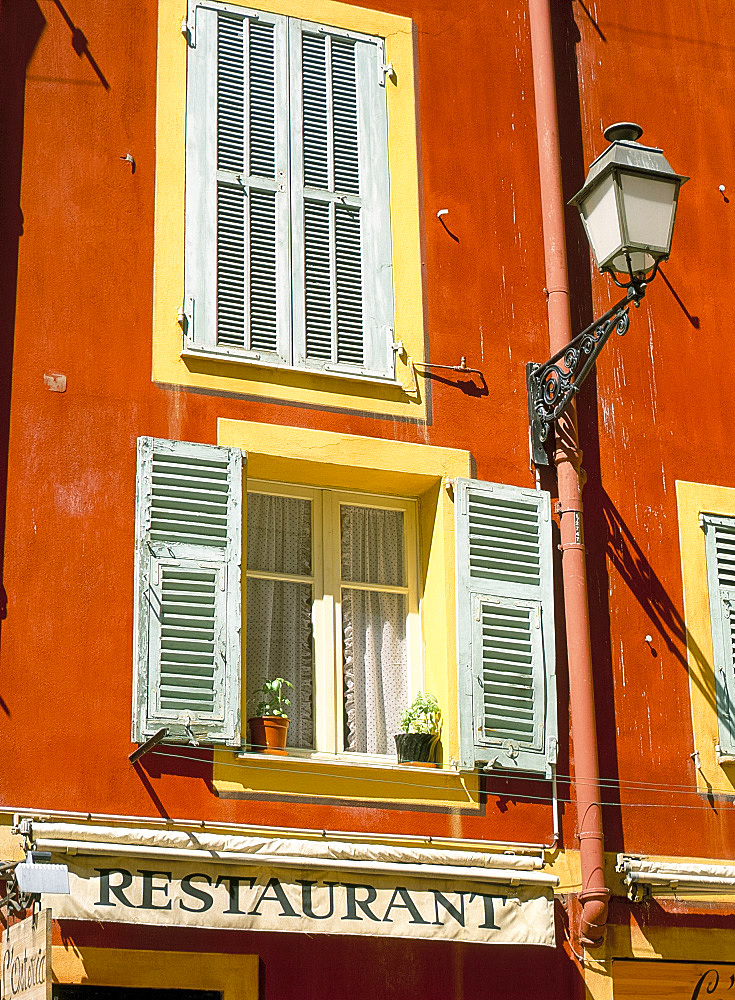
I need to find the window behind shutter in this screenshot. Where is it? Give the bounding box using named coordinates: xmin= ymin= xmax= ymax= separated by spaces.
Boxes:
xmin=455 ymin=480 xmax=557 ymax=776
xmin=290 ymin=20 xmax=394 ymax=378
xmin=185 ymin=5 xmax=290 ymax=362
xmin=133 ymin=437 xmax=243 ymax=746
xmin=702 ymin=514 xmax=735 ymax=756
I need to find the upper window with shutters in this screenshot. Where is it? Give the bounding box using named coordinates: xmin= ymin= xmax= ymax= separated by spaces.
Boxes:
xmin=182 ymin=3 xmax=395 ymax=379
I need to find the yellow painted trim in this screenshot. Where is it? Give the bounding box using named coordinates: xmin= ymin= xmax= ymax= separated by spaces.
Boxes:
xmin=152 ymin=0 xmax=426 ymax=419
xmin=53 ymin=946 xmax=259 ymax=1000
xmin=215 ymin=419 xmax=473 ymax=804
xmin=675 ymin=481 xmax=735 ymax=795
xmin=214 ymin=751 xmax=480 ymax=806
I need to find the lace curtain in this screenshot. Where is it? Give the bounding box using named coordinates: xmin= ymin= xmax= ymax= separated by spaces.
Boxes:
xmin=245 ymin=493 xmax=409 ymax=755
xmin=341 ymin=505 xmax=408 ymax=754
xmin=246 ymin=493 xmax=314 ymax=749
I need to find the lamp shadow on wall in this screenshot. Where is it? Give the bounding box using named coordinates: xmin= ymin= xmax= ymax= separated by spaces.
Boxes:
xmin=0 ymin=0 xmax=46 ymax=717
xmin=47 ymin=0 xmax=110 ymax=90
xmin=600 ymin=489 xmax=715 ymax=715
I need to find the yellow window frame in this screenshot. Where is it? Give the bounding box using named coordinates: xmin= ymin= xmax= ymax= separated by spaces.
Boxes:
xmin=152 ymin=0 xmax=427 ymax=419
xmin=214 ymin=418 xmax=482 ymax=807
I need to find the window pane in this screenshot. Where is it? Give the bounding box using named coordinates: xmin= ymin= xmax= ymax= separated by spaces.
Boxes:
xmin=340 ymin=505 xmax=404 ymax=586
xmin=246 ymin=578 xmax=314 ymax=749
xmin=247 ymin=493 xmax=311 ymax=575
xmin=342 ymin=588 xmax=407 ymax=754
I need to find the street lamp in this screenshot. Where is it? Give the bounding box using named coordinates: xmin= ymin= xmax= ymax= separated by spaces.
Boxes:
xmin=527 ymin=123 xmax=688 ymax=465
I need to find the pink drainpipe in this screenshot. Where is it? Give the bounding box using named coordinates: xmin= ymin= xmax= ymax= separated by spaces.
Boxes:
xmin=527 ymin=0 xmax=610 ymax=947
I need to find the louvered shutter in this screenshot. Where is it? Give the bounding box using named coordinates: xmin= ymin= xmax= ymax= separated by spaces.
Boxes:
xmin=184 ymin=5 xmax=290 ymax=362
xmin=133 ymin=437 xmax=243 ymax=746
xmin=455 ymin=480 xmax=558 ymax=776
xmin=289 ymin=19 xmax=394 ymax=378
xmin=702 ymin=514 xmax=735 ymax=757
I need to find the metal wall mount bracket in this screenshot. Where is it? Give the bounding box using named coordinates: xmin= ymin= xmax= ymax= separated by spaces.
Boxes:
xmin=527 ymin=282 xmax=646 ymax=466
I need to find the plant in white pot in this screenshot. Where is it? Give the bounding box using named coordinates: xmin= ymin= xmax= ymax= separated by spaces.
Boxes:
xmin=394 ymin=692 xmax=442 ymax=766
xmin=248 ymin=677 xmax=293 ymax=755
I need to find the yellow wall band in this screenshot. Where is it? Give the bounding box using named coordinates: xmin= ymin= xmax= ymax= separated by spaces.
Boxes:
xmin=153 ymin=0 xmax=426 ymax=418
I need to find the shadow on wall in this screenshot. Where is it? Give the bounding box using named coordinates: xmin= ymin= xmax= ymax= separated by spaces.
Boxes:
xmin=0 ymin=0 xmax=46 ymax=716
xmin=600 ymin=489 xmax=715 ymax=714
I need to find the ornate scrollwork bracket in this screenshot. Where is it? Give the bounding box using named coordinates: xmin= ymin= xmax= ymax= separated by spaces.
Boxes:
xmin=527 ymin=281 xmax=647 ymax=466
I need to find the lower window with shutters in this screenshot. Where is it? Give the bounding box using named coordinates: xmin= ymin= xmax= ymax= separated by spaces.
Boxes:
xmin=245 ymin=481 xmax=421 ymax=757
xmin=132 ymin=437 xmax=559 ymax=778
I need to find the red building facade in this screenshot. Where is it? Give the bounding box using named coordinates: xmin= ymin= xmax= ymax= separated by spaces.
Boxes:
xmin=1 ymin=0 xmax=734 ymax=998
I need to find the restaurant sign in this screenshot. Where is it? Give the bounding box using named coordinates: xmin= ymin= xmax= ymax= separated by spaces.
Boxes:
xmin=1 ymin=910 xmax=51 ymax=1000
xmin=49 ymin=855 xmax=555 ymax=947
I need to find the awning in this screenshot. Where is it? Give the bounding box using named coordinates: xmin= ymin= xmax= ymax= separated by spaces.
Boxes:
xmin=29 ymin=822 xmax=558 ymax=947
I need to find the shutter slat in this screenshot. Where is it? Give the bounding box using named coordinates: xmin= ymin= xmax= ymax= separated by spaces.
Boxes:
xmin=249 ymin=189 xmax=278 ymax=351
xmin=217 ymin=16 xmax=244 ymax=173
xmin=158 ymin=566 xmax=218 ymax=714
xmin=217 ymin=184 xmax=246 ymax=347
xmin=331 ymin=39 xmax=359 ymax=195
xmin=335 ymin=204 xmax=363 ymax=365
xmin=248 ymin=21 xmax=276 ymax=178
xmin=304 ymin=200 xmax=333 ymax=359
xmin=302 ymin=34 xmax=329 ymax=189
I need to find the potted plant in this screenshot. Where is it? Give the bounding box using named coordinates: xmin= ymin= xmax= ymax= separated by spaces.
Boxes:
xmin=394 ymin=692 xmax=442 ymax=766
xmin=248 ymin=677 xmax=293 ymax=755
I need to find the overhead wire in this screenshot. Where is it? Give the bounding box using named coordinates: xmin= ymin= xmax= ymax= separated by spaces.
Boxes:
xmin=146 ymin=747 xmax=735 ymax=810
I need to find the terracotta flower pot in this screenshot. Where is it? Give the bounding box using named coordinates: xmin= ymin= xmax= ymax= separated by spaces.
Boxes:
xmin=394 ymin=732 xmax=440 ymax=767
xmin=248 ymin=716 xmax=290 ymax=755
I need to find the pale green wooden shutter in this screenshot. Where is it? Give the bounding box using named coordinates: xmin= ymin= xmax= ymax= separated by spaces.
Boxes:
xmin=133 ymin=437 xmax=243 ymax=746
xmin=289 ymin=19 xmax=394 ymax=378
xmin=184 ymin=4 xmax=290 ymax=362
xmin=455 ymin=480 xmax=558 ymax=775
xmin=702 ymin=513 xmax=735 ymax=757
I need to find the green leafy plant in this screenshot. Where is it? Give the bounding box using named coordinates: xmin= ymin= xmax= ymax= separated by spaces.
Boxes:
xmin=399 ymin=692 xmax=441 ymax=734
xmin=253 ymin=677 xmax=293 ymax=718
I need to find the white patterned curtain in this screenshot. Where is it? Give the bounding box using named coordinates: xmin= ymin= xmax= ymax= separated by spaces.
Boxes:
xmin=341 ymin=506 xmax=408 ymax=754
xmin=246 ymin=493 xmax=314 ymax=748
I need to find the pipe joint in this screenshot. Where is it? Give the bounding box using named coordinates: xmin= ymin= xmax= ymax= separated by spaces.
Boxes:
xmin=578 ymin=887 xmax=610 ymax=948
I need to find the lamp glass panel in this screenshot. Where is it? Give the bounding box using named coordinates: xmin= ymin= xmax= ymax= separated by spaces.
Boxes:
xmin=609 ymin=250 xmax=656 ymax=275
xmin=620 ymin=172 xmax=678 ymax=251
xmin=579 ymin=172 xmax=622 ymax=268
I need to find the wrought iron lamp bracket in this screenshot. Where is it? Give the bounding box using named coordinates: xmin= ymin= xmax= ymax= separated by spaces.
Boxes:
xmin=527 ymin=280 xmax=647 ymax=466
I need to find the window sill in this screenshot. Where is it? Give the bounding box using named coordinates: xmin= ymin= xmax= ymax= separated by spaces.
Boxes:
xmin=212 ymin=748 xmax=481 ymax=809
xmin=181 ymin=346 xmax=404 ymax=390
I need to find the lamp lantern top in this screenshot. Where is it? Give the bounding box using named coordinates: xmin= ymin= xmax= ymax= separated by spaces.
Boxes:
xmin=569 ymin=122 xmax=688 ymax=281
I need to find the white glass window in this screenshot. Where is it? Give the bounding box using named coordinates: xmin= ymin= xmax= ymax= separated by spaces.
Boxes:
xmin=245 ymin=482 xmax=420 ymax=755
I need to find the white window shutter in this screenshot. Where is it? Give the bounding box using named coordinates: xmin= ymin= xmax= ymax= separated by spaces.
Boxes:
xmin=185 ymin=5 xmax=290 ymax=362
xmin=702 ymin=514 xmax=735 ymax=757
xmin=290 ymin=21 xmax=394 ymax=378
xmin=455 ymin=480 xmax=558 ymax=776
xmin=133 ymin=437 xmax=243 ymax=747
